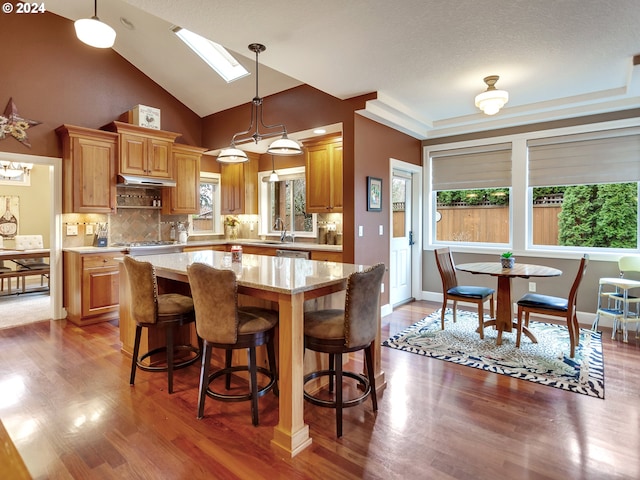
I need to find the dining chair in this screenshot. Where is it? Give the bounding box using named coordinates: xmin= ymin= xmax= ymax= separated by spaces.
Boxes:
xmin=13 ymin=234 xmax=49 ymax=291
xmin=592 ymin=255 xmax=640 ymax=342
xmin=187 ymin=262 xmax=278 ymax=426
xmin=434 ymin=247 xmax=495 ymax=339
xmin=515 ymin=254 xmax=589 ymax=358
xmin=303 ymin=263 xmax=385 ymax=438
xmin=124 ymin=256 xmax=201 ymax=394
xmin=0 ymin=236 xmax=13 ymax=292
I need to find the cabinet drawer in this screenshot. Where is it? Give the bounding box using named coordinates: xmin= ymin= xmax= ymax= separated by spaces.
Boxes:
xmin=83 ymin=254 xmax=120 ymax=269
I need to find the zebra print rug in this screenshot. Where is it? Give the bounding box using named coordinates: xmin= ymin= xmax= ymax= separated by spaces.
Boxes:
xmin=383 ymin=308 xmax=604 ymax=399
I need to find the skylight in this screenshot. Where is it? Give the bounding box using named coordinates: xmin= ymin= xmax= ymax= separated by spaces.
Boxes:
xmin=171 ymin=26 xmax=248 ymax=83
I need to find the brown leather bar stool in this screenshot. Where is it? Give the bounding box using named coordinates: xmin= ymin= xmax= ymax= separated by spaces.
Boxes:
xmin=124 ymin=256 xmax=200 ymax=394
xmin=303 ymin=263 xmax=385 ymax=437
xmin=187 ymin=262 xmax=278 ymax=426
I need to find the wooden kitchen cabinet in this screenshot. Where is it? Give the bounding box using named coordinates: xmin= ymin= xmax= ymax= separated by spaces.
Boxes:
xmin=310 ymin=250 xmax=343 ymax=262
xmin=56 ymin=125 xmax=118 ymax=214
xmin=305 ymin=136 xmax=343 ymax=213
xmin=221 ymin=153 xmax=258 ymax=214
xmin=105 ymin=121 xmax=180 ymax=179
xmin=64 ymin=250 xmax=122 ymax=326
xmin=162 ymin=144 xmax=207 ymax=214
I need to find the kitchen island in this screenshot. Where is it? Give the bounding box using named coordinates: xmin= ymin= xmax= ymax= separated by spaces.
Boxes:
xmin=117 ymin=250 xmax=384 ymax=458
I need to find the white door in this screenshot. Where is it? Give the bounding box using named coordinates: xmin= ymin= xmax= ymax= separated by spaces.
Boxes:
xmin=390 ymin=171 xmax=413 ymax=307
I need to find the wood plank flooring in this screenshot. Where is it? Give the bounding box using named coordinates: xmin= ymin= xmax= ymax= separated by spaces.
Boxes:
xmin=1 ymin=300 xmax=639 ymax=479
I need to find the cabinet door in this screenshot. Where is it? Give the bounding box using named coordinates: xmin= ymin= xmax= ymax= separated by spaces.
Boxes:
xmin=163 ymin=145 xmax=203 ymax=214
xmin=305 ymin=143 xmax=332 ymax=212
xmin=119 ymin=133 xmax=147 ymax=175
xmin=81 ymin=256 xmax=120 ymax=318
xmin=221 ymin=163 xmax=244 ymax=214
xmin=330 ymin=142 xmax=343 ymax=212
xmin=148 ymin=137 xmax=172 ymax=178
xmin=73 ymin=136 xmax=116 ymax=213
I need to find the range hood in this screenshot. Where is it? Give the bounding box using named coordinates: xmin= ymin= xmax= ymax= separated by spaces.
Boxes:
xmin=117 ymin=174 xmax=176 ymax=187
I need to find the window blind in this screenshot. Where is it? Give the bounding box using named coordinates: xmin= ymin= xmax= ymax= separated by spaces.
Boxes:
xmin=431 ymin=143 xmax=512 ymax=191
xmin=528 ymin=127 xmax=640 ymax=187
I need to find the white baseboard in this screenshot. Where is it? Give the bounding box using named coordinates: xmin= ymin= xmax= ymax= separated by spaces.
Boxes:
xmin=421 ymin=290 xmax=608 ymax=330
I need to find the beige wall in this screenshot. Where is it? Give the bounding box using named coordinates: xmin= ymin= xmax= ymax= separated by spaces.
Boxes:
xmin=0 ymin=164 xmax=50 ymax=249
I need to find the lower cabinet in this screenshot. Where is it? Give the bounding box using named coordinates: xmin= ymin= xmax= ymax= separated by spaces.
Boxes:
xmin=64 ymin=251 xmax=122 ymax=326
xmin=310 ymin=251 xmax=343 ymax=262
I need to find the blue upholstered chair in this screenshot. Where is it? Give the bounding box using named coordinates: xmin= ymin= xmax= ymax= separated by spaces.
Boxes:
xmin=516 ymin=254 xmax=589 ymax=358
xmin=434 ymin=247 xmax=495 ymax=339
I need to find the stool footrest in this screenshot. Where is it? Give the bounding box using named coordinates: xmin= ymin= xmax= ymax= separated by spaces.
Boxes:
xmin=136 ymin=345 xmax=200 ymax=372
xmin=205 ymin=365 xmax=276 ymax=402
xmin=303 ymin=370 xmax=371 ymax=409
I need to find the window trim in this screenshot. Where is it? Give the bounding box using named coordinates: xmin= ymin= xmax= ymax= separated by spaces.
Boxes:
xmin=425 ymin=117 xmax=640 ymax=261
xmin=258 ymin=166 xmax=317 ymax=239
xmin=189 ymin=172 xmax=222 ymax=237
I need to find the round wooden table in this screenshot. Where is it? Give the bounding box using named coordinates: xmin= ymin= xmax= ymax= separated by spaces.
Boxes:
xmin=456 ymin=262 xmax=562 ymax=345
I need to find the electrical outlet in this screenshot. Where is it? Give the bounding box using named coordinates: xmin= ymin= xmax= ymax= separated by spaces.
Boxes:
xmin=85 ymin=224 xmax=94 ymax=235
xmin=379 ymin=225 xmax=383 ymax=235
xmin=66 ymin=224 xmax=78 ymax=236
xmin=358 ymin=225 xmax=363 ymax=237
xmin=529 ymin=282 xmax=536 ymax=292
xmin=381 ymin=282 xmax=384 ymax=293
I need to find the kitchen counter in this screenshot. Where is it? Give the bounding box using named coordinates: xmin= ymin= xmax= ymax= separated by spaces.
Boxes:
xmin=63 ymin=240 xmax=342 ymax=255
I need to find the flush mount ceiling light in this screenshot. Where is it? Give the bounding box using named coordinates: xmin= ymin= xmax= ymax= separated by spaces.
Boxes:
xmin=474 ymin=75 xmax=509 ymax=115
xmin=0 ymin=161 xmax=32 ymax=178
xmin=172 ymin=26 xmax=248 ymax=83
xmin=74 ymin=0 xmax=116 ymax=49
xmin=217 ymin=43 xmax=303 ymax=163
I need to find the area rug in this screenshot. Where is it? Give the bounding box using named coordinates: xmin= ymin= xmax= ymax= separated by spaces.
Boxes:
xmin=383 ymin=308 xmax=604 ymax=399
xmin=0 ymin=292 xmax=51 ymax=329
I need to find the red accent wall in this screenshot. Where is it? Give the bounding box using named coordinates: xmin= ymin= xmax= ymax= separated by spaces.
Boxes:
xmin=0 ymin=12 xmax=202 ymax=158
xmin=353 ymin=115 xmax=422 ymax=305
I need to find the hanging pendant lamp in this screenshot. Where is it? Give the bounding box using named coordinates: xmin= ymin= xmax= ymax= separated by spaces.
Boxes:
xmin=268 ymin=155 xmax=279 ymax=182
xmin=217 ymin=43 xmax=303 ymax=163
xmin=74 ymin=0 xmax=116 ymax=49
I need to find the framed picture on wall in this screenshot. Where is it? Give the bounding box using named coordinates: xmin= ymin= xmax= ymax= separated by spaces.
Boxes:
xmin=367 ymin=176 xmax=382 ymax=212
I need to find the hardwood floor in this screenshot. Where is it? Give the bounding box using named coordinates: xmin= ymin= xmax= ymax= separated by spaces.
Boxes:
xmin=1 ymin=301 xmax=639 ymax=479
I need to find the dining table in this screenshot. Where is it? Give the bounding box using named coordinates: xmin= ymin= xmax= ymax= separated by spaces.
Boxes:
xmin=0 ymin=248 xmax=50 ymax=294
xmin=455 ymin=262 xmax=562 ymax=345
xmin=117 ymin=250 xmax=382 ymax=458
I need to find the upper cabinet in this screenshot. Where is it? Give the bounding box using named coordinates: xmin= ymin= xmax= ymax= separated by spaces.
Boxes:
xmin=104 ymin=121 xmax=180 ymax=179
xmin=56 ymin=125 xmax=118 ymax=214
xmin=305 ymin=136 xmax=343 ymax=213
xmin=162 ymin=144 xmax=207 ymax=215
xmin=221 ymin=154 xmax=258 ymax=214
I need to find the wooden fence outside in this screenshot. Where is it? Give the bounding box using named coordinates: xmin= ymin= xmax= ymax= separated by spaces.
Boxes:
xmin=436 ymin=205 xmax=562 ymax=245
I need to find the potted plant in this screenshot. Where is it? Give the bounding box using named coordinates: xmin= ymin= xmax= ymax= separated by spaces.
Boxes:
xmin=501 ymin=251 xmax=515 ymax=268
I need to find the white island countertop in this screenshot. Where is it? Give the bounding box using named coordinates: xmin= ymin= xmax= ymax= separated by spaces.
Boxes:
xmin=131 ymin=250 xmax=363 ymax=295
xmin=119 ymin=250 xmax=377 ymax=458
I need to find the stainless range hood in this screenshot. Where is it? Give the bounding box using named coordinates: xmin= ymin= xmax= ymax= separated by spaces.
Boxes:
xmin=117 ymin=174 xmax=176 ymax=187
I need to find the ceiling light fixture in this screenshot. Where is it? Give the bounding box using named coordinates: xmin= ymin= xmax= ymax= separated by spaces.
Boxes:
xmin=268 ymin=155 xmax=279 ymax=182
xmin=74 ymin=0 xmax=116 ymax=49
xmin=217 ymin=43 xmax=303 ymax=163
xmin=0 ymin=161 xmax=33 ymax=178
xmin=475 ymin=75 xmax=509 ymax=115
xmin=172 ymin=27 xmax=248 ymax=83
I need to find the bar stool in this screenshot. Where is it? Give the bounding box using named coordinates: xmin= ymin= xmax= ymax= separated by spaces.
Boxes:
xmin=123 ymin=256 xmax=200 ymax=394
xmin=303 ymin=263 xmax=385 ymax=437
xmin=593 ymin=255 xmax=640 ymax=342
xmin=187 ymin=262 xmax=278 ymax=426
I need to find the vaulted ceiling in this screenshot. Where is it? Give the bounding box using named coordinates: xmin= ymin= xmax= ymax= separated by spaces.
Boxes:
xmin=46 ymin=0 xmax=640 ymax=139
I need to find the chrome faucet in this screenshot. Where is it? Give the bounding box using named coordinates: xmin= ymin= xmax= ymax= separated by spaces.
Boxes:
xmin=274 ymin=217 xmax=287 ymax=242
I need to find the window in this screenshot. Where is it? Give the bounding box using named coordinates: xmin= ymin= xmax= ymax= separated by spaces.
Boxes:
xmin=431 ymin=143 xmax=512 ymax=245
xmin=259 ymin=167 xmax=315 ymax=238
xmin=528 ymin=128 xmax=640 ymax=250
xmin=190 ymin=173 xmax=221 ymax=235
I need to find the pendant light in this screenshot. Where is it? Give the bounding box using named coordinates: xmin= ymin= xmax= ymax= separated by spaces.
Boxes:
xmin=217 ymin=43 xmax=303 ymax=163
xmin=74 ymin=0 xmax=116 ymax=49
xmin=268 ymin=155 xmax=279 ymax=182
xmin=475 ymin=75 xmax=509 ymax=115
